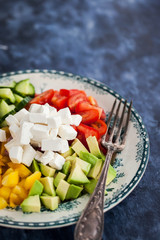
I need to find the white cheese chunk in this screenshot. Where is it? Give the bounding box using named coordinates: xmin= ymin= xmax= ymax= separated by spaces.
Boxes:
xmin=57 ymin=107 xmax=73 ymax=125
xmin=14 ymin=108 xmax=29 ymax=122
xmin=45 ymin=103 xmax=57 ymax=116
xmin=29 ymin=103 xmax=41 ymax=113
xmin=47 ymin=116 xmax=62 ymax=129
xmin=31 ymin=124 xmax=49 ymax=141
xmin=29 ymin=113 xmax=47 ymax=124
xmin=5 ymin=114 xmax=19 ymax=126
xmin=58 ymin=125 xmax=77 ymax=140
xmin=71 ymin=114 xmax=82 ymax=126
xmin=49 ymin=153 xmax=65 ymax=170
xmin=39 ymin=105 xmax=50 ymax=117
xmin=49 ymin=128 xmax=58 ymax=139
xmin=30 ymin=139 xmax=41 ymax=148
xmin=34 ymin=151 xmax=43 ymax=162
xmin=9 ymin=146 xmax=23 ymax=163
xmin=4 ymin=139 xmax=19 ymax=152
xmin=22 ymin=144 xmax=36 ymax=167
xmin=39 ymin=150 xmax=55 ymax=165
xmin=41 ymin=137 xmax=69 ymax=153
xmin=9 ymin=124 xmax=19 ymax=139
xmin=18 ymin=121 xmax=34 ymax=145
xmin=0 ymin=129 xmax=6 ymax=142
xmin=19 ymin=113 xmax=30 ymax=125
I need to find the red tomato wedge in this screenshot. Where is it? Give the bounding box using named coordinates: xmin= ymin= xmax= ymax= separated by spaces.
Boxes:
xmin=91 ymin=119 xmax=107 ymax=137
xmin=79 ymin=109 xmax=100 ymax=124
xmin=29 ymin=89 xmax=54 ymax=105
xmin=51 ymin=91 xmax=68 ymax=110
xmin=77 ymin=123 xmax=100 ymax=140
xmin=60 ymin=89 xmax=86 ymax=97
xmin=100 ymin=109 xmax=106 ymax=121
xmin=75 ymin=101 xmax=102 ymax=118
xmin=87 ymin=96 xmax=98 ymax=106
xmin=68 ymin=93 xmax=87 ymax=112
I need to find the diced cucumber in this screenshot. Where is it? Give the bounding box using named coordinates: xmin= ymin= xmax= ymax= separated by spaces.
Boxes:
xmin=14 ymin=79 xmax=35 ymax=97
xmin=0 ymin=88 xmax=15 ymax=103
xmin=14 ymin=94 xmax=23 ymax=103
xmin=9 ymin=81 xmax=16 ymax=88
xmin=15 ymin=96 xmax=32 ymax=111
xmin=0 ymin=100 xmax=14 ymax=118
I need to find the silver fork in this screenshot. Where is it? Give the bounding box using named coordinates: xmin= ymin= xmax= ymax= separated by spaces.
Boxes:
xmin=74 ymin=99 xmax=132 ymax=240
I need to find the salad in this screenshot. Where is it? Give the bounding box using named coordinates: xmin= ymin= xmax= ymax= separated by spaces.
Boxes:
xmin=0 ymin=79 xmax=116 ymax=212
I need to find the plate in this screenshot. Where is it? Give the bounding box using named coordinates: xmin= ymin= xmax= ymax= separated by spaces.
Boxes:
xmin=0 ymin=70 xmax=149 ymax=229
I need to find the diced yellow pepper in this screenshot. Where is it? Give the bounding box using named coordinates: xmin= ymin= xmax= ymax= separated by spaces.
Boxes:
xmin=0 ymin=175 xmax=2 ymax=187
xmin=0 ymin=196 xmax=8 ymax=209
xmin=12 ymin=185 xmax=28 ymax=200
xmin=9 ymin=193 xmax=22 ymax=208
xmin=2 ymin=171 xmax=19 ymax=188
xmin=1 ymin=156 xmax=10 ymax=163
xmin=0 ymin=186 xmax=11 ymax=201
xmin=3 ymin=168 xmax=14 ymax=178
xmin=0 ymin=143 xmax=7 ymax=155
xmin=24 ymin=171 xmax=41 ymax=190
xmin=7 ymin=162 xmax=19 ymax=169
xmin=16 ymin=164 xmax=32 ymax=179
xmin=0 ymin=154 xmax=2 ymax=159
xmin=0 ymin=167 xmax=2 ymax=174
xmin=18 ymin=179 xmax=26 ymax=187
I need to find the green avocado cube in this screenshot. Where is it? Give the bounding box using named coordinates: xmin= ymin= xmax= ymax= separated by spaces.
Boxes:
xmin=40 ymin=196 xmax=60 ymax=211
xmin=84 ymin=179 xmax=98 ymax=194
xmin=61 ymin=147 xmax=74 ymax=158
xmin=31 ymin=159 xmax=40 ymax=172
xmin=62 ymin=161 xmax=71 ymax=175
xmin=21 ymin=195 xmax=41 ymax=213
xmin=74 ymin=157 xmax=91 ymax=175
xmin=40 ymin=163 xmax=56 ymax=177
xmin=40 ymin=177 xmax=56 ymax=196
xmin=71 ymin=138 xmax=89 ymax=156
xmin=67 ymin=163 xmax=90 ymax=185
xmin=66 ymin=184 xmax=83 ymax=200
xmin=87 ymin=158 xmax=103 ymax=179
xmin=29 ymin=180 xmax=44 ymax=196
xmin=54 ymin=172 xmax=66 ymax=188
xmin=79 ymin=151 xmax=99 ymax=167
xmin=56 ymin=179 xmax=70 ymax=201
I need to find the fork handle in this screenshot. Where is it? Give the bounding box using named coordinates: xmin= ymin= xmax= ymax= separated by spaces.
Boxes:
xmin=74 ymin=148 xmax=114 ymax=240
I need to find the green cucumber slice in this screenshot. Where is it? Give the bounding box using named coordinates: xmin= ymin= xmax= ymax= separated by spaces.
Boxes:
xmin=14 ymin=94 xmax=24 ymax=103
xmin=15 ymin=96 xmax=32 ymax=111
xmin=14 ymin=79 xmax=35 ymax=97
xmin=0 ymin=88 xmax=15 ymax=103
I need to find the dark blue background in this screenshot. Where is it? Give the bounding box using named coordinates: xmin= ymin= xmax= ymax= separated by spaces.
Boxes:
xmin=0 ymin=0 xmax=160 ymax=239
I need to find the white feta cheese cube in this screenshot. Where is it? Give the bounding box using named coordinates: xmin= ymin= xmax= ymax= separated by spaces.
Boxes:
xmin=34 ymin=151 xmax=43 ymax=162
xmin=4 ymin=139 xmax=19 ymax=152
xmin=49 ymin=128 xmax=58 ymax=139
xmin=31 ymin=124 xmax=49 ymax=142
xmin=5 ymin=114 xmax=19 ymax=126
xmin=29 ymin=103 xmax=41 ymax=113
xmin=39 ymin=150 xmax=55 ymax=165
xmin=49 ymin=153 xmax=65 ymax=170
xmin=29 ymin=113 xmax=47 ymax=124
xmin=9 ymin=146 xmax=23 ymax=163
xmin=22 ymin=144 xmax=36 ymax=167
xmin=41 ymin=137 xmax=69 ymax=153
xmin=9 ymin=124 xmax=19 ymax=139
xmin=30 ymin=139 xmax=41 ymax=148
xmin=57 ymin=107 xmax=72 ymax=125
xmin=18 ymin=121 xmax=34 ymax=145
xmin=0 ymin=129 xmax=6 ymax=142
xmin=45 ymin=103 xmax=57 ymax=116
xmin=58 ymin=125 xmax=77 ymax=140
xmin=14 ymin=108 xmax=29 ymax=122
xmin=39 ymin=105 xmax=50 ymax=117
xmin=71 ymin=114 xmax=82 ymax=126
xmin=19 ymin=113 xmax=30 ymax=125
xmin=47 ymin=116 xmax=62 ymax=129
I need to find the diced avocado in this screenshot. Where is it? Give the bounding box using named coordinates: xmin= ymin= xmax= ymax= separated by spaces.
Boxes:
xmin=54 ymin=172 xmax=66 ymax=188
xmin=14 ymin=94 xmax=23 ymax=104
xmin=79 ymin=151 xmax=98 ymax=167
xmin=84 ymin=179 xmax=98 ymax=194
xmin=21 ymin=195 xmax=41 ymax=213
xmin=9 ymin=81 xmax=16 ymax=88
xmin=40 ymin=163 xmax=56 ymax=177
xmin=62 ymin=161 xmax=71 ymax=175
xmin=31 ymin=159 xmax=40 ymax=172
xmin=66 ymin=155 xmax=77 ymax=162
xmin=41 ymin=193 xmax=50 ymax=196
xmin=29 ymin=180 xmax=44 ymax=196
xmin=106 ymin=165 xmax=116 ymax=185
xmin=67 ymin=163 xmax=90 ymax=185
xmin=61 ymin=147 xmax=74 ymax=158
xmin=66 ymin=184 xmax=83 ymax=200
xmin=40 ymin=196 xmax=60 ymax=211
xmin=86 ymin=136 xmax=102 ymax=159
xmin=40 ymin=177 xmax=56 ymax=196
xmin=74 ymin=157 xmax=91 ymax=175
xmin=0 ymin=88 xmax=15 ymax=103
xmin=71 ymin=138 xmax=89 ymax=156
xmin=56 ymin=179 xmax=70 ymax=201
xmin=88 ymin=158 xmax=103 ymax=179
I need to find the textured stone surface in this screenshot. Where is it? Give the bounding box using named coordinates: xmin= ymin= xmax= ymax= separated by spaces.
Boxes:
xmin=0 ymin=0 xmax=160 ymax=239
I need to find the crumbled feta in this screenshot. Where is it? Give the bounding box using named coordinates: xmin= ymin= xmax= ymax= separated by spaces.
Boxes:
xmin=41 ymin=137 xmax=69 ymax=153
xmin=31 ymin=124 xmax=49 ymax=141
xmin=9 ymin=146 xmax=23 ymax=163
xmin=34 ymin=151 xmax=43 ymax=162
xmin=0 ymin=129 xmax=6 ymax=142
xmin=58 ymin=125 xmax=77 ymax=140
xmin=22 ymin=144 xmax=36 ymax=167
xmin=49 ymin=153 xmax=65 ymax=170
xmin=39 ymin=150 xmax=55 ymax=165
xmin=9 ymin=123 xmax=19 ymax=139
xmin=49 ymin=128 xmax=58 ymax=139
xmin=29 ymin=103 xmax=41 ymax=113
xmin=14 ymin=108 xmax=29 ymax=122
xmin=47 ymin=115 xmax=62 ymax=129
xmin=29 ymin=113 xmax=47 ymax=124
xmin=71 ymin=114 xmax=82 ymax=126
xmin=5 ymin=114 xmax=19 ymax=126
xmin=18 ymin=121 xmax=34 ymax=145
xmin=57 ymin=107 xmax=72 ymax=125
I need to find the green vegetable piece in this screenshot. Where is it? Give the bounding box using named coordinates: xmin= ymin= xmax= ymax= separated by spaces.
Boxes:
xmin=31 ymin=159 xmax=40 ymax=172
xmin=40 ymin=163 xmax=56 ymax=177
xmin=67 ymin=164 xmax=90 ymax=185
xmin=86 ymin=136 xmax=102 ymax=159
xmin=71 ymin=138 xmax=89 ymax=156
xmin=56 ymin=179 xmax=70 ymax=201
xmin=74 ymin=157 xmax=91 ymax=175
xmin=88 ymin=158 xmax=103 ymax=179
xmin=61 ymin=147 xmax=74 ymax=158
xmin=40 ymin=196 xmax=60 ymax=211
xmin=14 ymin=94 xmax=23 ymax=103
xmin=54 ymin=172 xmax=66 ymax=188
xmin=40 ymin=177 xmax=56 ymax=196
xmin=66 ymin=184 xmax=83 ymax=200
xmin=29 ymin=180 xmax=44 ymax=196
xmin=62 ymin=161 xmax=71 ymax=175
xmin=0 ymin=88 xmax=15 ymax=103
xmin=79 ymin=151 xmax=98 ymax=167
xmin=84 ymin=179 xmax=98 ymax=194
xmin=106 ymin=165 xmax=117 ymax=185
xmin=21 ymin=195 xmax=41 ymax=213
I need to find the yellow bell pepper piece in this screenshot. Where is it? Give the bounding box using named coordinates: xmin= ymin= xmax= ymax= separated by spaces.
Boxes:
xmin=12 ymin=185 xmax=28 ymax=200
xmin=18 ymin=179 xmax=26 ymax=187
xmin=0 ymin=186 xmax=11 ymax=201
xmin=0 ymin=196 xmax=8 ymax=209
xmin=16 ymin=164 xmax=32 ymax=179
xmin=0 ymin=143 xmax=6 ymax=155
xmin=24 ymin=171 xmax=41 ymax=190
xmin=9 ymin=193 xmax=22 ymax=208
xmin=2 ymin=171 xmax=19 ymax=188
xmin=7 ymin=162 xmax=19 ymax=169
xmin=0 ymin=167 xmax=2 ymax=174
xmin=0 ymin=175 xmax=2 ymax=187
xmin=3 ymin=168 xmax=14 ymax=177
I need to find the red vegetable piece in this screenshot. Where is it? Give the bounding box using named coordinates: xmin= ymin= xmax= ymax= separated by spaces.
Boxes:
xmin=75 ymin=101 xmax=102 ymax=118
xmin=87 ymin=96 xmax=98 ymax=106
xmin=51 ymin=91 xmax=68 ymax=110
xmin=76 ymin=123 xmax=100 ymax=141
xmin=91 ymin=119 xmax=107 ymax=137
xmin=100 ymin=109 xmax=106 ymax=121
xmin=68 ymin=93 xmax=87 ymax=112
xmin=79 ymin=109 xmax=100 ymax=124
xmin=29 ymin=89 xmax=54 ymax=105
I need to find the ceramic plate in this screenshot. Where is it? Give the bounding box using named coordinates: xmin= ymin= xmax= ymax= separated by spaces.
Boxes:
xmin=0 ymin=70 xmax=149 ymax=229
